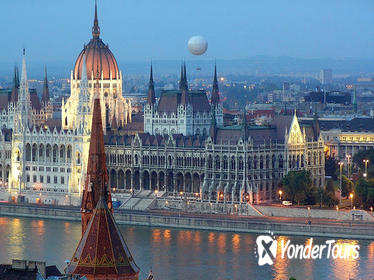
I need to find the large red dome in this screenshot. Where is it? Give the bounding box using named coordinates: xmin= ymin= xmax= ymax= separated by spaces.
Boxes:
xmin=73 ymin=39 xmax=119 ymax=80
xmin=73 ymin=2 xmax=119 ymax=80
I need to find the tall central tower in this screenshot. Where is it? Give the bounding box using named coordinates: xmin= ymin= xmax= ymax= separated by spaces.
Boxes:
xmin=62 ymin=0 xmax=132 ymax=132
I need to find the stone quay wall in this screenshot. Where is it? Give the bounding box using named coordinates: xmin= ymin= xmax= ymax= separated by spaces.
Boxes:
xmin=0 ymin=203 xmax=373 ymax=240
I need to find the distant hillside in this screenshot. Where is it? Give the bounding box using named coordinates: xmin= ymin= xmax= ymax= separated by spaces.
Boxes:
xmin=1 ymin=56 xmax=374 ymax=79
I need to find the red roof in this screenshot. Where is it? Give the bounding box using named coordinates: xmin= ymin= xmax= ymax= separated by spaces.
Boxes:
xmin=65 ymin=198 xmax=139 ymax=279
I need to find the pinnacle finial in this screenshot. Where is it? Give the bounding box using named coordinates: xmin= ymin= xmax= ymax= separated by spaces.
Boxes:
xmin=147 ymin=62 xmax=156 ymax=104
xmin=92 ymin=0 xmax=100 ymax=38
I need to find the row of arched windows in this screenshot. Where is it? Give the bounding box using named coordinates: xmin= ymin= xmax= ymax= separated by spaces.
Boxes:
xmin=207 ymin=154 xmax=284 ymax=170
xmin=24 ymin=143 xmax=80 ymax=164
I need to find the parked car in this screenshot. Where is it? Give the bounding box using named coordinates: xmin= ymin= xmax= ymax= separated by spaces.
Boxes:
xmin=282 ymin=201 xmax=292 ymax=206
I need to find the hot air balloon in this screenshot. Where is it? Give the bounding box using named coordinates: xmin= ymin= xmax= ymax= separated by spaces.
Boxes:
xmin=188 ymin=35 xmax=208 ymax=55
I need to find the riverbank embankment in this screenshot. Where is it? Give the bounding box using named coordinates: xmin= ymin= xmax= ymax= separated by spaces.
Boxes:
xmin=0 ymin=203 xmax=373 ymax=240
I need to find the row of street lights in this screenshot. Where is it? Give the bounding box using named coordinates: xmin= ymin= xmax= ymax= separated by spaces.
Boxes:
xmin=338 ymin=158 xmax=370 ymax=205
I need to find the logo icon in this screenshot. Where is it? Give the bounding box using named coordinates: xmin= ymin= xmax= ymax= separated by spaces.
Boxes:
xmin=256 ymin=235 xmax=277 ymax=266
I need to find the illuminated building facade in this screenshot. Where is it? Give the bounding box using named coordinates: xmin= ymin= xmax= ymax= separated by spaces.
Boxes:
xmin=105 ymin=111 xmax=325 ymax=203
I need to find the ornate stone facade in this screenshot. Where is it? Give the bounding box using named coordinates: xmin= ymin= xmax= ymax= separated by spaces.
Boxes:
xmin=105 ymin=112 xmax=325 ymax=203
xmin=144 ymin=63 xmax=223 ymax=136
xmin=61 ymin=2 xmax=131 ymax=132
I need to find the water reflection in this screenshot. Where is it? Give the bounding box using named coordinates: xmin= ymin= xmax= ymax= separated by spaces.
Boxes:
xmin=0 ymin=217 xmax=372 ymax=280
xmin=331 ymin=240 xmax=359 ymax=280
xmin=272 ymin=236 xmax=290 ymax=280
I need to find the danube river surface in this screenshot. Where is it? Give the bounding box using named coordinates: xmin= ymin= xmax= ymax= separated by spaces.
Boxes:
xmin=0 ymin=216 xmax=373 ymax=280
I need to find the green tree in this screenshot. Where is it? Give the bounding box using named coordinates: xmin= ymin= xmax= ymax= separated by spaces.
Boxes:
xmin=341 ymin=175 xmax=354 ymax=198
xmin=321 ymin=180 xmax=339 ymax=207
xmin=353 ymin=149 xmax=374 ymax=178
xmin=281 ymin=170 xmax=313 ymax=205
xmin=325 ymin=156 xmax=338 ymax=180
xmin=326 ymin=179 xmax=335 ymax=194
xmin=354 ymin=179 xmax=369 ymax=207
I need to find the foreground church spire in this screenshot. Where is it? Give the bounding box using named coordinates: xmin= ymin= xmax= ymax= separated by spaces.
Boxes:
xmin=66 ymin=72 xmax=139 ymax=279
xmin=80 ymin=73 xmax=112 ymax=235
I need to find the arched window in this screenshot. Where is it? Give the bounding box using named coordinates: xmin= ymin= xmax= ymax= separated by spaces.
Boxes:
xmin=26 ymin=144 xmax=31 ymax=161
xmin=231 ymin=156 xmax=236 ymax=170
xmin=247 ymin=156 xmax=252 ymax=170
xmin=223 ymin=156 xmax=228 ymax=170
xmin=215 ymin=156 xmax=220 ymax=170
xmin=279 ymin=155 xmax=283 ymax=168
xmin=208 ymin=155 xmax=213 ymax=169
xmin=238 ymin=157 xmax=243 ymax=170
xmin=76 ymin=152 xmax=81 ymax=165
xmin=67 ymin=145 xmax=72 ymax=163
xmin=135 ymin=154 xmax=139 ymax=165
xmin=254 ymin=155 xmax=257 ymax=169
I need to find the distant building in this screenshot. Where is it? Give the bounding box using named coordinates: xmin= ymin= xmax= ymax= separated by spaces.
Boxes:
xmin=305 ymin=117 xmax=374 ymax=160
xmin=320 ymin=69 xmax=333 ymax=85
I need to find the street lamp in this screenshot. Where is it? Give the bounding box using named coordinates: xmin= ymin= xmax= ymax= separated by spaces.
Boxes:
xmin=278 ymin=190 xmax=283 ymax=204
xmin=363 ymin=159 xmax=369 ymax=180
xmin=349 ymin=192 xmax=354 ymax=209
xmin=338 ymin=162 xmax=344 ymax=205
xmin=346 ymin=154 xmax=351 ymax=179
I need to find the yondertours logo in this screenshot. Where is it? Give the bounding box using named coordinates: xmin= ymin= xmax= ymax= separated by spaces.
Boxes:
xmin=255 ymin=234 xmax=360 ymax=266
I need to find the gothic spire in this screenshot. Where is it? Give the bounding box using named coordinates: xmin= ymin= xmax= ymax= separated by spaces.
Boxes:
xmin=15 ymin=65 xmax=20 ymax=88
xmin=183 ymin=61 xmax=188 ymax=91
xmin=241 ymin=108 xmax=248 ymax=139
xmin=80 ymin=73 xmax=112 ymax=234
xmin=211 ymin=63 xmax=220 ymax=105
xmin=180 ymin=62 xmax=189 ymax=104
xmin=20 ymin=48 xmax=28 ymax=89
xmin=147 ymin=63 xmax=155 ymax=104
xmin=11 ymin=65 xmax=19 ymax=103
xmin=17 ymin=48 xmax=30 ymax=130
xmin=210 ymin=109 xmax=217 ymax=141
xmin=92 ymin=0 xmax=100 ymax=38
xmin=42 ymin=66 xmax=50 ymax=104
xmin=179 ymin=63 xmax=184 ymax=91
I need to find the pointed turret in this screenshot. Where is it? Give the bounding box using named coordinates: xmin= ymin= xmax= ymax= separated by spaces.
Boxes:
xmin=210 ymin=109 xmax=217 ymax=142
xmin=147 ymin=63 xmax=155 ymax=105
xmin=80 ymin=52 xmax=89 ymax=96
xmin=17 ymin=49 xmax=31 ymax=130
xmin=42 ymin=66 xmax=50 ymax=104
xmin=241 ymin=108 xmax=248 ymax=140
xmin=183 ymin=62 xmax=188 ymax=91
xmin=11 ymin=66 xmax=19 ymax=103
xmin=80 ymin=74 xmax=112 ymax=235
xmin=180 ymin=62 xmax=189 ymax=104
xmin=179 ymin=63 xmax=184 ymax=91
xmin=92 ymin=0 xmax=100 ymax=38
xmin=211 ymin=64 xmax=220 ymax=105
xmin=65 ymin=198 xmax=140 ymax=279
xmin=20 ymin=49 xmax=28 ymax=90
xmin=312 ymin=110 xmax=320 ymax=141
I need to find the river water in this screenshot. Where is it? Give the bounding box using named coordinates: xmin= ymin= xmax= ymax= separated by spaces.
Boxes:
xmin=0 ymin=216 xmax=373 ymax=280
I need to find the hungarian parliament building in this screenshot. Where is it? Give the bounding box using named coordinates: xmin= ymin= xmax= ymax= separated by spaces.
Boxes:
xmin=0 ymin=4 xmax=324 ymax=205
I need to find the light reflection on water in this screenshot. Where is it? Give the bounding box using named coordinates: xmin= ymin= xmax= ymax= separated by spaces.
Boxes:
xmin=0 ymin=216 xmax=372 ymax=280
